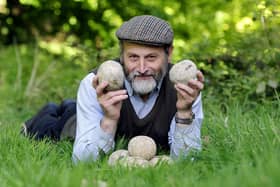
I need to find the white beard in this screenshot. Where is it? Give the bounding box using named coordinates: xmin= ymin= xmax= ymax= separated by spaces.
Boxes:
xmin=131 ymin=78 xmax=157 ymax=95
xmin=125 ymin=58 xmax=168 ymax=95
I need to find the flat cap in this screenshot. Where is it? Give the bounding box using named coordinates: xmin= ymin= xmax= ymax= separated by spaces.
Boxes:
xmin=116 ymin=15 xmax=173 ymax=46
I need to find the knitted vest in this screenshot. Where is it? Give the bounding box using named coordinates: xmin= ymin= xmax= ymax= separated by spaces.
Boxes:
xmin=116 ymin=64 xmax=177 ymax=150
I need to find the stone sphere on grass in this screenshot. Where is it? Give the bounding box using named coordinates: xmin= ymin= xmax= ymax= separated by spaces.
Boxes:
xmin=108 ymin=149 xmax=129 ymax=166
xmin=149 ymin=155 xmax=173 ymax=166
xmin=97 ymin=60 xmax=125 ymax=91
xmin=121 ymin=156 xmax=150 ymax=168
xmin=128 ymin=136 xmax=157 ymax=160
xmin=169 ymin=59 xmax=198 ymax=85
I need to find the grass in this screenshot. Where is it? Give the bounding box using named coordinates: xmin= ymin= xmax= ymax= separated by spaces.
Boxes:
xmin=0 ymin=45 xmax=279 ymax=187
xmin=1 ymin=97 xmax=279 ymax=187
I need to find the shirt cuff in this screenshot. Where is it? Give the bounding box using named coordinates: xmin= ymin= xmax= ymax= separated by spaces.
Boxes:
xmin=175 ymin=122 xmax=195 ymax=134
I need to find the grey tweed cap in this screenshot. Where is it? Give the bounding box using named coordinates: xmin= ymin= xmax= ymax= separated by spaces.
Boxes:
xmin=116 ymin=15 xmax=174 ymax=46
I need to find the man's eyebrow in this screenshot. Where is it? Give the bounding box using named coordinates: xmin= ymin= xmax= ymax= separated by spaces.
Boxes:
xmin=126 ymin=51 xmax=138 ymax=55
xmin=145 ymin=53 xmax=158 ymax=56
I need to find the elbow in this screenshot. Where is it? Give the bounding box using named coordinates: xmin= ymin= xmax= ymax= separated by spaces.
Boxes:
xmin=72 ymin=142 xmax=100 ymax=164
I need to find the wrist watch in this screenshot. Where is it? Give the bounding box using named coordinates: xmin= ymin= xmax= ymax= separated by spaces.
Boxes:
xmin=175 ymin=112 xmax=195 ymax=125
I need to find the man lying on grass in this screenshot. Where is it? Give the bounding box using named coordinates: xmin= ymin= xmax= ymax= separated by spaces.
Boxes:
xmin=72 ymin=15 xmax=204 ymax=163
xmin=22 ymin=15 xmax=204 ymax=163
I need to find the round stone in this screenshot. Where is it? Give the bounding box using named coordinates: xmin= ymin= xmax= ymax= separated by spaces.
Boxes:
xmin=128 ymin=136 xmax=157 ymax=160
xmin=97 ymin=60 xmax=125 ymax=91
xmin=121 ymin=156 xmax=150 ymax=168
xmin=169 ymin=59 xmax=198 ymax=85
xmin=108 ymin=149 xmax=129 ymax=166
xmin=149 ymin=155 xmax=173 ymax=166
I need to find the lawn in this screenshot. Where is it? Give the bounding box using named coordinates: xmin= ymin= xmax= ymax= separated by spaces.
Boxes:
xmin=0 ymin=45 xmax=279 ymax=187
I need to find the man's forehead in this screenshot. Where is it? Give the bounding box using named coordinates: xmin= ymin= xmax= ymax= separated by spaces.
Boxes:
xmin=123 ymin=42 xmax=164 ymax=52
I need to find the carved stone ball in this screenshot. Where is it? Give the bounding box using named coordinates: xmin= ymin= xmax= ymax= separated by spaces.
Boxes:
xmin=97 ymin=60 xmax=125 ymax=91
xmin=108 ymin=149 xmax=129 ymax=166
xmin=128 ymin=136 xmax=157 ymax=160
xmin=149 ymin=155 xmax=173 ymax=167
xmin=169 ymin=59 xmax=198 ymax=85
xmin=121 ymin=156 xmax=150 ymax=168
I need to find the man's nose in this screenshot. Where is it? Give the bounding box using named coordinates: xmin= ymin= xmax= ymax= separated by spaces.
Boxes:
xmin=138 ymin=59 xmax=147 ymax=74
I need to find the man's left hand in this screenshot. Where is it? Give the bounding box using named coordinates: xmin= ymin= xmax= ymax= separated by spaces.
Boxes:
xmin=174 ymin=71 xmax=204 ymax=117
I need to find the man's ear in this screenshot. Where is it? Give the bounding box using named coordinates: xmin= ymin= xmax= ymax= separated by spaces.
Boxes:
xmin=119 ymin=55 xmax=124 ymax=65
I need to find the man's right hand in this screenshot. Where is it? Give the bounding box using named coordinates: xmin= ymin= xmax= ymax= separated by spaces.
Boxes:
xmin=92 ymin=76 xmax=128 ymax=134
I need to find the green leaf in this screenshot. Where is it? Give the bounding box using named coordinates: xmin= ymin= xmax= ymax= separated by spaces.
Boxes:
xmin=256 ymin=81 xmax=266 ymax=94
xmin=267 ymin=80 xmax=278 ymax=88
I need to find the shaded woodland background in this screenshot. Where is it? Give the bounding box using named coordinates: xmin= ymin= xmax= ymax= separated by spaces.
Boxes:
xmin=0 ymin=0 xmax=279 ymax=106
xmin=1 ymin=2 xmax=280 ymax=187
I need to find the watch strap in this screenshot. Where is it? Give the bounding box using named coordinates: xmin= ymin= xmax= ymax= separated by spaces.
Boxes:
xmin=175 ymin=112 xmax=195 ymax=125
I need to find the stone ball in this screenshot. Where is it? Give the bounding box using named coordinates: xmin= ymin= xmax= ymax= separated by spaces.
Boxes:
xmin=169 ymin=59 xmax=198 ymax=85
xmin=128 ymin=136 xmax=157 ymax=160
xmin=108 ymin=149 xmax=129 ymax=166
xmin=121 ymin=156 xmax=150 ymax=168
xmin=97 ymin=60 xmax=125 ymax=91
xmin=149 ymin=155 xmax=173 ymax=166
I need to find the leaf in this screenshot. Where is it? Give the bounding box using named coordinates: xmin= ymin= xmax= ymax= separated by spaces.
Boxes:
xmin=267 ymin=80 xmax=278 ymax=88
xmin=256 ymin=81 xmax=266 ymax=94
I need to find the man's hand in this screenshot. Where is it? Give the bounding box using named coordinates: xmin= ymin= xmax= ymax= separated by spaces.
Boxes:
xmin=93 ymin=76 xmax=128 ymax=133
xmin=174 ymin=71 xmax=204 ymax=118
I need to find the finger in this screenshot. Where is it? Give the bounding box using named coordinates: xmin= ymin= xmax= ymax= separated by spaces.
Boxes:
xmin=175 ymin=87 xmax=189 ymax=99
xmin=175 ymin=84 xmax=195 ymax=97
xmin=175 ymin=87 xmax=195 ymax=107
xmin=99 ymin=89 xmax=127 ymax=102
xmin=106 ymin=89 xmax=127 ymax=99
xmin=188 ymin=79 xmax=204 ymax=90
xmin=104 ymin=94 xmax=128 ymax=106
xmin=96 ymin=81 xmax=109 ymax=97
xmin=92 ymin=76 xmax=99 ymax=88
xmin=196 ymin=81 xmax=204 ymax=90
xmin=197 ymin=70 xmax=204 ymax=83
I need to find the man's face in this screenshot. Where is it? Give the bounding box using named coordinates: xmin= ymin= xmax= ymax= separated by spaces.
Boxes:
xmin=122 ymin=42 xmax=170 ymax=95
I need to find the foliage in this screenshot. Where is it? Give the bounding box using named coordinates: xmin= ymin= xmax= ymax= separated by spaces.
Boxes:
xmin=1 ymin=0 xmax=279 ymax=101
xmin=0 ymin=44 xmax=83 ymax=109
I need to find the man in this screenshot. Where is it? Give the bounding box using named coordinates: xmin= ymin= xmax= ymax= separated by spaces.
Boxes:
xmin=72 ymin=15 xmax=204 ymax=163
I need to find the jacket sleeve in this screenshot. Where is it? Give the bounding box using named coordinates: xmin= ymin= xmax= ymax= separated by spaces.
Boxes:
xmin=168 ymin=93 xmax=203 ymax=158
xmin=72 ymin=73 xmax=115 ymax=163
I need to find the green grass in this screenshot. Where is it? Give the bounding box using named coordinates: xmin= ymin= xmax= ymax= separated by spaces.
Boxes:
xmin=0 ymin=97 xmax=279 ymax=187
xmin=0 ymin=45 xmax=279 ymax=187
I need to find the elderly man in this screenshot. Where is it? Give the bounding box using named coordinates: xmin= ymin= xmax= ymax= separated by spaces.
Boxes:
xmin=72 ymin=15 xmax=204 ymax=162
